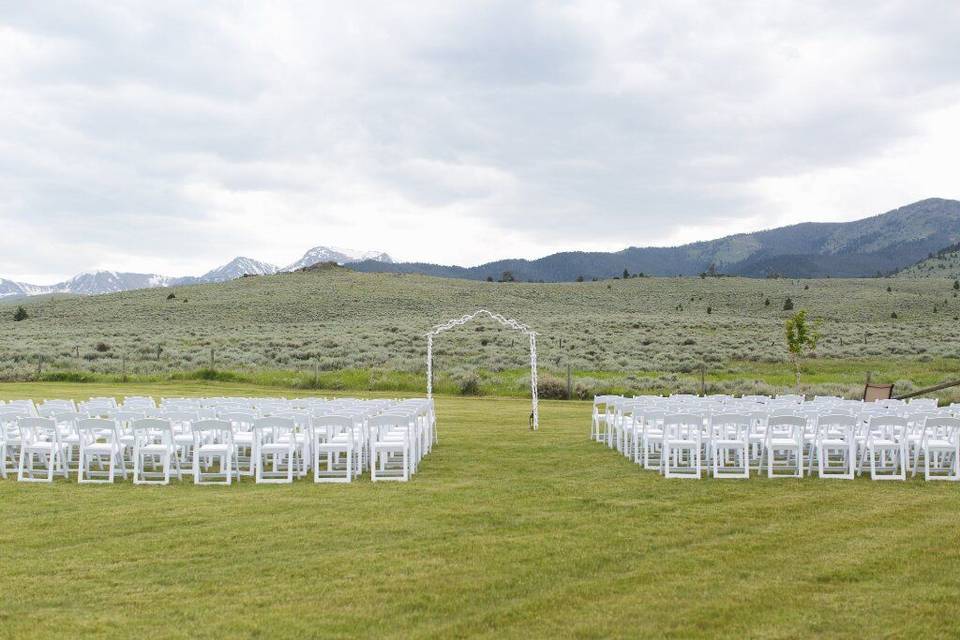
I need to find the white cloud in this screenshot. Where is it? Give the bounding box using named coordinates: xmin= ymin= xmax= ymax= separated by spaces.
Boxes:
xmin=0 ymin=1 xmax=959 ymax=282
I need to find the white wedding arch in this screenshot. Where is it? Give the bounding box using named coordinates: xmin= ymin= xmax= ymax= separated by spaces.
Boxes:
xmin=426 ymin=310 xmax=538 ymax=430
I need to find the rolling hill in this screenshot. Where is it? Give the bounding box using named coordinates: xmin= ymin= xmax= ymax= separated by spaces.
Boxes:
xmin=895 ymin=242 xmax=960 ymax=280
xmin=351 ymin=198 xmax=960 ymax=281
xmin=2 ymin=266 xmax=960 ymax=395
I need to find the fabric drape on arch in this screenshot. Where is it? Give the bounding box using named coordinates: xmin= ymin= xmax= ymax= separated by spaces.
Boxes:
xmin=426 ymin=310 xmax=538 ymax=430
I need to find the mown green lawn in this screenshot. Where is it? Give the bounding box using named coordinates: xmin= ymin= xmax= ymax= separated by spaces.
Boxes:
xmin=1 ymin=382 xmax=959 ymax=639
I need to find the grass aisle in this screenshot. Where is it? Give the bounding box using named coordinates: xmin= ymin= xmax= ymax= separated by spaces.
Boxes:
xmin=1 ymin=383 xmax=959 ymax=638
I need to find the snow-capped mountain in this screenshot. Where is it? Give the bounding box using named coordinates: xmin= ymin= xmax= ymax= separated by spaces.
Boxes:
xmin=0 ymin=272 xmax=173 ymax=299
xmin=59 ymin=271 xmax=176 ymax=295
xmin=198 ymin=257 xmax=279 ymax=283
xmin=284 ymin=246 xmax=393 ymax=272
xmin=0 ymin=278 xmax=37 ymax=299
xmin=0 ymin=246 xmax=392 ymax=299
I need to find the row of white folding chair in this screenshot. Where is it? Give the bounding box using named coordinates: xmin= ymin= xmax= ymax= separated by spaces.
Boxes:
xmin=620 ymin=404 xmax=843 ymax=473
xmin=130 ymin=416 xmax=302 ymax=484
xmin=775 ymin=409 xmax=958 ymax=479
xmin=621 ymin=408 xmax=960 ymax=481
xmin=853 ymin=415 xmax=960 ymax=481
xmin=12 ymin=415 xmax=351 ymax=485
xmin=2 ymin=400 xmax=37 ymax=416
xmin=390 ymin=399 xmax=436 ymax=470
xmin=629 ymin=411 xmax=837 ymax=479
xmin=8 ymin=416 xmax=121 ymax=483
xmin=603 ymin=394 xmax=802 ymax=451
xmin=162 ymin=406 xmax=401 ymax=482
xmin=38 ymin=399 xmax=76 ymax=417
xmin=4 ymin=397 xmax=430 ymax=483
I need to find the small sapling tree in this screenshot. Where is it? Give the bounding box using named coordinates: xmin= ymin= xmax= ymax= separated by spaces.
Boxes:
xmin=785 ymin=309 xmax=819 ymax=391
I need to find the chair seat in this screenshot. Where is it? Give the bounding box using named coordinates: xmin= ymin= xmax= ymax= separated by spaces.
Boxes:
xmin=24 ymin=441 xmax=57 ymax=452
xmin=871 ymin=439 xmax=900 ymax=447
xmin=315 ymin=441 xmax=351 ymax=450
xmin=769 ymin=438 xmax=800 ymax=447
xmin=261 ymin=442 xmax=294 ymax=454
xmin=141 ymin=444 xmax=169 ymax=455
xmin=820 ymin=439 xmax=850 ymax=447
xmin=197 ymin=444 xmax=231 ymax=455
xmin=714 ymin=439 xmax=747 ymax=446
xmin=83 ymin=443 xmax=114 ymax=455
xmin=373 ymin=441 xmax=407 ymax=451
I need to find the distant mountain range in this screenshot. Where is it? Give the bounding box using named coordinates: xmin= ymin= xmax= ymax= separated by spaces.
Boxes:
xmin=0 ymin=247 xmax=392 ymax=299
xmin=3 ymin=198 xmax=959 ymax=299
xmin=347 ymin=198 xmax=960 ymax=281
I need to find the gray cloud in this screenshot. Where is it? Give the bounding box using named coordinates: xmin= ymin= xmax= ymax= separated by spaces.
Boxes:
xmin=1 ymin=0 xmax=959 ymax=281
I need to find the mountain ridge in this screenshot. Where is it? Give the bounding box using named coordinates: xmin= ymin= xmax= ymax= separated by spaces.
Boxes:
xmin=0 ymin=246 xmax=393 ymax=299
xmin=2 ymin=198 xmax=958 ymax=298
xmin=349 ymin=198 xmax=960 ymax=281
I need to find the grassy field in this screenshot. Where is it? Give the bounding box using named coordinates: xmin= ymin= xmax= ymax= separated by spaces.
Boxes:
xmin=2 ymin=382 xmax=960 ymax=639
xmin=2 ymin=268 xmax=960 ymax=400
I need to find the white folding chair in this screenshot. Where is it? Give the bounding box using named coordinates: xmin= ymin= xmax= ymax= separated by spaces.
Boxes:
xmin=918 ymin=417 xmax=960 ymax=481
xmin=710 ymin=413 xmax=750 ymax=479
xmin=662 ymin=414 xmax=703 ymax=479
xmin=860 ymin=416 xmax=908 ymax=481
xmin=219 ymin=412 xmax=257 ymax=477
xmin=311 ymin=415 xmax=355 ymax=483
xmin=17 ymin=417 xmax=69 ymax=482
xmin=813 ymin=414 xmax=857 ymax=480
xmin=253 ymin=417 xmax=299 ymax=484
xmin=131 ymin=418 xmax=182 ymax=485
xmin=763 ymin=415 xmax=806 ymax=478
xmin=191 ymin=419 xmax=240 ymax=485
xmin=640 ymin=410 xmax=666 ymax=469
xmin=1 ymin=409 xmax=31 ymax=479
xmin=76 ymin=418 xmax=128 ymax=483
xmin=368 ymin=414 xmax=409 ymax=482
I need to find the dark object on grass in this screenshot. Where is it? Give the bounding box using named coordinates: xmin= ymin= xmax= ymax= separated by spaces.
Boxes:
xmin=863 ymin=383 xmax=894 ymax=402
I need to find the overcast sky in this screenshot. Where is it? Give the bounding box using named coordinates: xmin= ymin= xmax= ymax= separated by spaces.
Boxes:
xmin=1 ymin=1 xmax=959 ymax=282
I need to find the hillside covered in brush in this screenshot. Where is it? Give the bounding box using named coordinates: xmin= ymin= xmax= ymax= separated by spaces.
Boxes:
xmin=896 ymin=243 xmax=960 ymax=280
